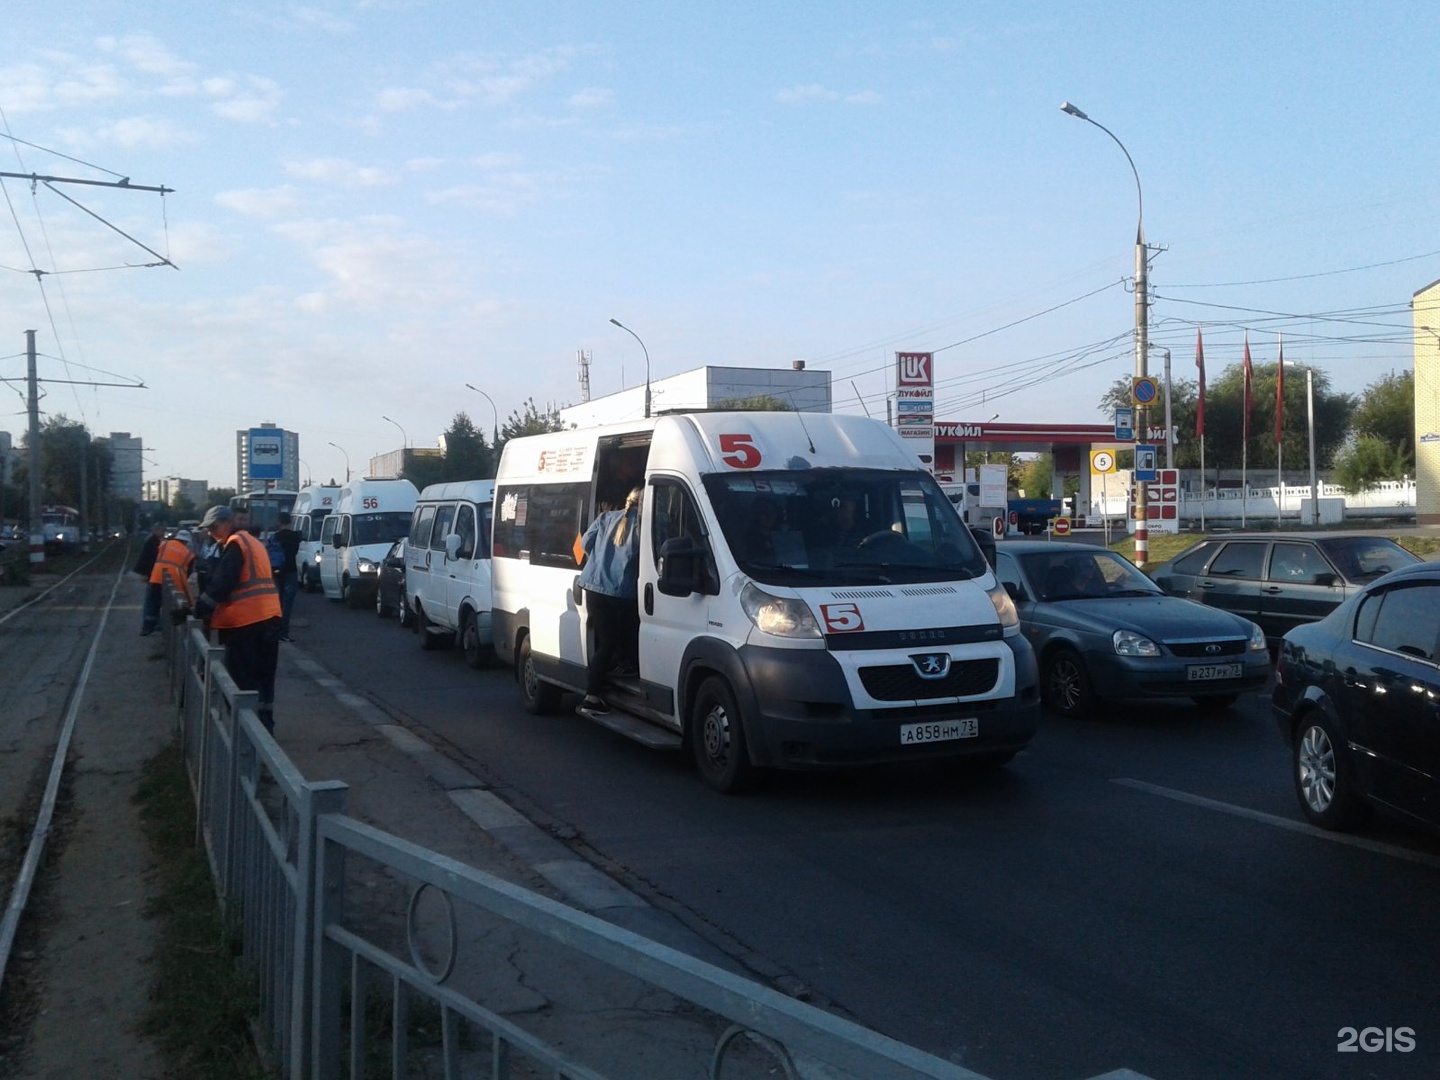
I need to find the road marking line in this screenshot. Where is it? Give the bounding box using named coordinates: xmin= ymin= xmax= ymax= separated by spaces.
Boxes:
xmin=1111 ymin=778 xmax=1440 ymax=868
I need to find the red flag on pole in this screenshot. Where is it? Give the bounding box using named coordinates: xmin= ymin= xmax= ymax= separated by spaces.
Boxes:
xmin=1275 ymin=337 xmax=1285 ymax=445
xmin=1241 ymin=334 xmax=1253 ymax=442
xmin=1194 ymin=328 xmax=1206 ymax=436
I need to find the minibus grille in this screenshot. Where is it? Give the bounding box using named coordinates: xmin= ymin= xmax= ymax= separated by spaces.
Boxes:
xmin=859 ymin=658 xmax=1000 ymax=701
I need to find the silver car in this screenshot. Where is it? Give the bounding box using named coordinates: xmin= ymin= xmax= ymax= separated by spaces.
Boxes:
xmin=996 ymin=541 xmax=1271 ymax=718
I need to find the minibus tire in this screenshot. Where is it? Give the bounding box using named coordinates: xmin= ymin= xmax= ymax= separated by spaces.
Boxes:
xmin=417 ymin=603 xmax=441 ymax=650
xmin=519 ymin=637 xmax=560 ymax=714
xmin=690 ymin=676 xmax=755 ymax=794
xmin=461 ymin=613 xmax=492 ymax=668
xmin=343 ymin=577 xmax=364 ymax=610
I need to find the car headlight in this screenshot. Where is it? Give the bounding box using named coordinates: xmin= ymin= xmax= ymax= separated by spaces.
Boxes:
xmin=1247 ymin=621 xmax=1268 ymax=652
xmin=740 ymin=583 xmax=821 ymax=639
xmin=1113 ymin=629 xmax=1160 ymax=657
xmin=987 ymin=583 xmax=1020 ymax=635
xmin=357 ymin=558 xmax=378 ymax=575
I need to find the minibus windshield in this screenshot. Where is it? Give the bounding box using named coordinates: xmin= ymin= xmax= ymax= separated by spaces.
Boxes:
xmin=702 ymin=468 xmax=987 ymax=586
xmin=351 ymin=512 xmax=411 ymax=546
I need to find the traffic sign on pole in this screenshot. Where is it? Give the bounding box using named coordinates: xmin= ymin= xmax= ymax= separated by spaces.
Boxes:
xmin=1135 ymin=444 xmax=1159 ymax=482
xmin=1091 ymin=449 xmax=1116 ymax=474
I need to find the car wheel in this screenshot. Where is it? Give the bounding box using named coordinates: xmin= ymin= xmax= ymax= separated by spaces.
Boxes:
xmin=1294 ymin=713 xmax=1370 ymax=830
xmin=343 ymin=576 xmax=364 ymax=610
xmin=518 ymin=636 xmax=560 ymax=715
xmin=398 ymin=588 xmax=415 ymax=629
xmin=1041 ymin=647 xmax=1094 ymax=718
xmin=1192 ymin=692 xmax=1239 ymax=711
xmin=416 ymin=602 xmax=441 ymax=650
xmin=690 ymin=676 xmax=756 ymax=794
xmin=461 ymin=612 xmax=491 ymax=669
xmin=375 ymin=584 xmax=391 ymax=618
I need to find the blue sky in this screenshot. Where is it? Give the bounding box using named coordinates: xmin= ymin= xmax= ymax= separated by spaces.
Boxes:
xmin=2 ymin=1 xmax=1436 ymax=490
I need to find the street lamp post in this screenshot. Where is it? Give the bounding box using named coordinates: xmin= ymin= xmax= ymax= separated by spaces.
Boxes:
xmin=464 ymin=384 xmax=500 ymax=445
xmin=1306 ymin=367 xmax=1319 ymax=526
xmin=327 ymin=441 xmax=351 ymax=483
xmin=1062 ymin=101 xmax=1152 ymax=564
xmin=609 ymin=318 xmax=652 ymax=419
xmin=381 ymin=415 xmax=408 ymax=448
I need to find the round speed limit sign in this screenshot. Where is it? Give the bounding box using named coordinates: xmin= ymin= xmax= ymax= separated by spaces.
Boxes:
xmin=1091 ymin=449 xmax=1116 ymax=474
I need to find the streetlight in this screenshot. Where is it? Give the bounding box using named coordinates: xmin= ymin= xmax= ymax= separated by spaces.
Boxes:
xmin=381 ymin=415 xmax=408 ymax=448
xmin=464 ymin=384 xmax=500 ymax=445
xmin=327 ymin=441 xmax=351 ymax=483
xmin=1062 ymin=101 xmax=1152 ymax=564
xmin=609 ymin=318 xmax=652 ymax=419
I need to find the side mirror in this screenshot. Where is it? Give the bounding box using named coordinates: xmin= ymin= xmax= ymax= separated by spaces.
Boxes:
xmin=1003 ymin=581 xmax=1025 ymax=603
xmin=1313 ymin=572 xmax=1339 ymax=587
xmin=657 ymin=536 xmax=710 ymax=597
xmin=445 ymin=533 xmax=462 ymax=560
xmin=332 ymin=536 xmax=346 ymax=549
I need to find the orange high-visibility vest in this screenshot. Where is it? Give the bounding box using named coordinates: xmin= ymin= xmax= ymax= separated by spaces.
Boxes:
xmin=149 ymin=537 xmax=195 ymax=605
xmin=210 ymin=530 xmax=281 ymax=629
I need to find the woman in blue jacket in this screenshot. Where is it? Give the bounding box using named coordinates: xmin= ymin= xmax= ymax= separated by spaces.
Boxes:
xmin=576 ymin=487 xmax=642 ymax=714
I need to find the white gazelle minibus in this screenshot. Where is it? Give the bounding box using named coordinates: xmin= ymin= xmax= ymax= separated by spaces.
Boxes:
xmin=491 ymin=411 xmax=1039 ymax=793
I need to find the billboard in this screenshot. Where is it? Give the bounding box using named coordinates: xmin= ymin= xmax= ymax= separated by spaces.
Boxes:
xmin=248 ymin=427 xmax=285 ymax=481
xmin=895 ymin=351 xmax=935 ymax=468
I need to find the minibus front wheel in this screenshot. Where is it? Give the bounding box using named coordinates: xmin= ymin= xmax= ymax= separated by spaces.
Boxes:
xmin=691 ymin=676 xmax=756 ymax=795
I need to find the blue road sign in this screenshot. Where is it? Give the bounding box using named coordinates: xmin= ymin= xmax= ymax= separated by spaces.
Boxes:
xmin=1132 ymin=376 xmax=1159 ymax=405
xmin=1134 ymin=443 xmax=1159 ymax=482
xmin=1114 ymin=407 xmax=1134 ymax=441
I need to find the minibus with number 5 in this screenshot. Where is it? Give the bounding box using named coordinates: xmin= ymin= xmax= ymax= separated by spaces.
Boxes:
xmin=491 ymin=411 xmax=1038 ymax=793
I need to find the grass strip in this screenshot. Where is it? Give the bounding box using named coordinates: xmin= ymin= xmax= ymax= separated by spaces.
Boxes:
xmin=135 ymin=736 xmax=274 ymax=1080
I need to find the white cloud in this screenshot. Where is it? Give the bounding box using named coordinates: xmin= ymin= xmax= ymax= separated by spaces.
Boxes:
xmin=215 ymin=186 xmax=303 ymax=219
xmin=845 ymin=90 xmax=882 ymax=105
xmin=54 ymin=64 xmax=128 ymax=106
xmin=271 ymin=217 xmax=465 ymax=312
xmin=285 ymin=158 xmax=398 ymax=188
xmin=567 ymin=87 xmax=612 ymax=109
xmin=375 ymin=86 xmax=438 ymax=113
xmin=97 ymin=33 xmax=197 ymax=79
xmin=98 ymin=115 xmax=193 ymax=148
xmin=209 ymin=76 xmax=282 ymax=124
xmin=776 ymin=84 xmax=840 ymax=104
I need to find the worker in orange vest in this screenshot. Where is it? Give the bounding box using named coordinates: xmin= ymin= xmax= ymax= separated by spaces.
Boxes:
xmin=187 ymin=505 xmax=283 ymax=733
xmin=141 ymin=529 xmax=194 ymax=636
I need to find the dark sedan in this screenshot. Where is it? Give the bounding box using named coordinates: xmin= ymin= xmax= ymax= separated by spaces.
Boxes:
xmin=1148 ymin=532 xmax=1419 ymax=647
xmin=375 ymin=538 xmax=413 ymax=627
xmin=996 ymin=541 xmax=1270 ymax=718
xmin=1272 ymin=560 xmax=1440 ymax=832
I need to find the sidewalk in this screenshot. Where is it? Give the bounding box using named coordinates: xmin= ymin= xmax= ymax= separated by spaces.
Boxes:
xmin=7 ymin=570 xmax=754 ymax=1078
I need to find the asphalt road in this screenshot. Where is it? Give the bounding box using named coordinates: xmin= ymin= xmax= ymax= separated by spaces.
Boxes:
xmin=292 ymin=586 xmax=1440 ymax=1080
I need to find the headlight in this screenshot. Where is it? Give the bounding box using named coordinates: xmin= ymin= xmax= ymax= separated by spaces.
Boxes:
xmin=740 ymin=583 xmax=821 ymax=639
xmin=1247 ymin=622 xmax=1268 ymax=652
xmin=987 ymin=583 xmax=1020 ymax=635
xmin=357 ymin=558 xmax=378 ymax=575
xmin=1113 ymin=629 xmax=1160 ymax=656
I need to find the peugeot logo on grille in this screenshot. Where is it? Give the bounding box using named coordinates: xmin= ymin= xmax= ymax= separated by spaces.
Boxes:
xmin=911 ymin=653 xmax=951 ymax=679
xmin=1205 ymin=643 xmax=1221 ymax=655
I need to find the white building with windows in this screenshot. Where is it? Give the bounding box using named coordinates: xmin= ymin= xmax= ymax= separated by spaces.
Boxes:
xmin=559 ymin=363 xmax=832 ymax=429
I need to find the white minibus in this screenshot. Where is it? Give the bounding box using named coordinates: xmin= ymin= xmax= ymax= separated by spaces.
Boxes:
xmin=293 ymin=484 xmax=340 ymax=592
xmin=406 ymin=480 xmax=496 ymax=665
xmin=492 ymin=411 xmax=1039 ymax=793
xmin=319 ymin=478 xmax=418 ymax=608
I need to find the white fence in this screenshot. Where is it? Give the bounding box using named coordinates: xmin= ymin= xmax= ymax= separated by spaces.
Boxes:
xmin=1090 ymin=479 xmax=1417 ymax=528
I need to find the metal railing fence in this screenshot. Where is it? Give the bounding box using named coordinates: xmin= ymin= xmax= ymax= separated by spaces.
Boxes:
xmin=157 ymin=600 xmax=993 ymax=1080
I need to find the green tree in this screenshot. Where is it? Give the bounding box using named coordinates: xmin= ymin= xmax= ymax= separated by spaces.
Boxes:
xmin=1331 ymin=434 xmax=1410 ymax=493
xmin=496 ymin=398 xmax=567 ymax=462
xmin=435 ymin=412 xmax=493 ymax=482
xmin=715 ymin=394 xmax=791 ymax=411
xmin=1346 ymin=370 xmax=1413 ymax=474
xmin=206 ymin=487 xmax=237 ymax=507
xmin=1099 ymin=362 xmax=1353 ymax=479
